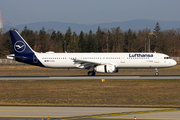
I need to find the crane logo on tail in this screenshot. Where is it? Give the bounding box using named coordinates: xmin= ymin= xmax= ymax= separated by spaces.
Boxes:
xmin=14 ymin=41 xmax=26 ymax=53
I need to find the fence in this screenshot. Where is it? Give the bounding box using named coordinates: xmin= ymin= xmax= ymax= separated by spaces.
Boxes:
xmin=0 ymin=59 xmax=18 ymax=64
xmin=171 ymin=57 xmax=180 ymax=62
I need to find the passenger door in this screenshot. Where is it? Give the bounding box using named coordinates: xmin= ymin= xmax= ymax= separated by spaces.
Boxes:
xmin=154 ymin=54 xmax=159 ymax=63
xmin=121 ymin=56 xmax=125 ymax=63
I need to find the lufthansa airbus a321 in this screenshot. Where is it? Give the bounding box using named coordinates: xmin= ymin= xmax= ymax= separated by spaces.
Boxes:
xmin=7 ymin=30 xmax=177 ymax=76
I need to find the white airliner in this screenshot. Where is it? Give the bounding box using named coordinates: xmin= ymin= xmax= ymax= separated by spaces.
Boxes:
xmin=7 ymin=30 xmax=177 ymax=76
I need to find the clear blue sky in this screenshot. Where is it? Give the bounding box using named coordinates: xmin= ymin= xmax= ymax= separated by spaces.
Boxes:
xmin=0 ymin=0 xmax=180 ymax=25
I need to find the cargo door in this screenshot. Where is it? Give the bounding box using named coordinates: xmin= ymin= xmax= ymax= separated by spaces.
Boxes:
xmin=33 ymin=55 xmax=38 ymax=63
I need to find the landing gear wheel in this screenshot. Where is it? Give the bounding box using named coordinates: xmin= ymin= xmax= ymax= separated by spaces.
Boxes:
xmin=155 ymin=72 xmax=159 ymax=76
xmin=88 ymin=71 xmax=96 ymax=76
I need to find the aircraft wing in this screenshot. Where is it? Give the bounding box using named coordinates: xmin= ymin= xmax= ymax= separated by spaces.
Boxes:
xmin=73 ymin=58 xmax=113 ymax=69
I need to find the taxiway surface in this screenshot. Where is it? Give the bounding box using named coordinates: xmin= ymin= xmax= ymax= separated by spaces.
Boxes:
xmin=0 ymin=106 xmax=179 ymax=120
xmin=0 ymin=75 xmax=180 ymax=80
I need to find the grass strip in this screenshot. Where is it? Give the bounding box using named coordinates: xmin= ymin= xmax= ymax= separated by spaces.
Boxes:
xmin=0 ymin=79 xmax=180 ymax=107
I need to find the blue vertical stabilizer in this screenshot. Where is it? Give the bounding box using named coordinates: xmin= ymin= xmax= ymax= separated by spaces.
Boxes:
xmin=9 ymin=30 xmax=35 ymax=55
xmin=9 ymin=30 xmax=44 ymax=67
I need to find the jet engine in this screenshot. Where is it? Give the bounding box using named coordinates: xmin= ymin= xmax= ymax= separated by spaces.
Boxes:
xmin=94 ymin=64 xmax=119 ymax=73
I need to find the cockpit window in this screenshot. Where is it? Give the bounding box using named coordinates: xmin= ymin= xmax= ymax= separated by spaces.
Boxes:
xmin=164 ymin=57 xmax=171 ymax=59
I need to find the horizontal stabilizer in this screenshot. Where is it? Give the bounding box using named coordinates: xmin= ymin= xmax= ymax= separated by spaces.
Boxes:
xmin=7 ymin=54 xmax=27 ymax=60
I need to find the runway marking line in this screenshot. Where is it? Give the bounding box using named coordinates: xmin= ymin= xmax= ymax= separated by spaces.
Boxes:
xmin=58 ymin=108 xmax=180 ymax=119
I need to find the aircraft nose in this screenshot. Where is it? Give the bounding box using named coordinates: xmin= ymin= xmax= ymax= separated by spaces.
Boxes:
xmin=172 ymin=60 xmax=177 ymax=66
xmin=171 ymin=60 xmax=177 ymax=66
xmin=167 ymin=60 xmax=177 ymax=67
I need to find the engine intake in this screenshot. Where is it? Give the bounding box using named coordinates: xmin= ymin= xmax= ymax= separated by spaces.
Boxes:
xmin=94 ymin=65 xmax=119 ymax=73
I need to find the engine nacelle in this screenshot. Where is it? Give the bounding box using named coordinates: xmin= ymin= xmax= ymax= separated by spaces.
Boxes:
xmin=94 ymin=65 xmax=119 ymax=73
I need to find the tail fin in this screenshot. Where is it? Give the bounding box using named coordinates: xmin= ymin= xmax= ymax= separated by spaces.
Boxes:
xmin=8 ymin=30 xmax=43 ymax=66
xmin=9 ymin=30 xmax=35 ymax=55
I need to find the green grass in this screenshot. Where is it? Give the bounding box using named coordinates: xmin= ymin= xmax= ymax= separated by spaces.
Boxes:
xmin=0 ymin=80 xmax=180 ymax=107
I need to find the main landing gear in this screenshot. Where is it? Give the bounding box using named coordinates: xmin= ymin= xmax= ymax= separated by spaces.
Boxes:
xmin=88 ymin=70 xmax=96 ymax=76
xmin=155 ymin=68 xmax=159 ymax=76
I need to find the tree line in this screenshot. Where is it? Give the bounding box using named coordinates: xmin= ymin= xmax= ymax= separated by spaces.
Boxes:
xmin=0 ymin=22 xmax=180 ymax=58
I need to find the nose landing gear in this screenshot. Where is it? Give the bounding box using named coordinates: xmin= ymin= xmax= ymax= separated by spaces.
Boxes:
xmin=155 ymin=68 xmax=159 ymax=76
